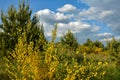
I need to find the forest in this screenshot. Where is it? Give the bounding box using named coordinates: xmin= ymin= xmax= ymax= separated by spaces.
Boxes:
xmin=0 ymin=2 xmax=120 ymax=80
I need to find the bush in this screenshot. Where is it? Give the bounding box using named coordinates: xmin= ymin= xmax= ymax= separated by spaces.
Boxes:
xmin=3 ymin=27 xmax=108 ymax=80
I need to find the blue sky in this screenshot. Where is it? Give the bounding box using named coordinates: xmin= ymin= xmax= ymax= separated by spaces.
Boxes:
xmin=0 ymin=0 xmax=120 ymax=43
xmin=0 ymin=0 xmax=88 ymax=14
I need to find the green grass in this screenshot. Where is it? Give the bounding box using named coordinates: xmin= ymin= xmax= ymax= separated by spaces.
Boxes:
xmin=103 ymin=63 xmax=120 ymax=80
xmin=86 ymin=53 xmax=120 ymax=80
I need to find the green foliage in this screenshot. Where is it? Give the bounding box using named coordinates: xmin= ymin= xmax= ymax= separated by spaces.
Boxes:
xmin=94 ymin=40 xmax=104 ymax=48
xmin=84 ymin=39 xmax=104 ymax=48
xmin=0 ymin=2 xmax=32 ymax=52
xmin=2 ymin=24 xmax=108 ymax=80
xmin=106 ymin=38 xmax=120 ymax=72
xmin=84 ymin=38 xmax=94 ymax=47
xmin=0 ymin=1 xmax=120 ymax=80
xmin=0 ymin=1 xmax=46 ymax=56
xmin=103 ymin=63 xmax=120 ymax=80
xmin=61 ymin=30 xmax=79 ymax=50
xmin=4 ymin=33 xmax=42 ymax=80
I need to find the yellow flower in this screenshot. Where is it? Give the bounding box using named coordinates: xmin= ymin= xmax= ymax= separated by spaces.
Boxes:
xmin=98 ymin=61 xmax=102 ymax=65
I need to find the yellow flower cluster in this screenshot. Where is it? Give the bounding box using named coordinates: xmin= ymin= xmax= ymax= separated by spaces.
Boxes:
xmin=4 ymin=34 xmax=42 ymax=80
xmin=64 ymin=53 xmax=108 ymax=80
xmin=4 ymin=28 xmax=108 ymax=80
xmin=45 ymin=43 xmax=59 ymax=80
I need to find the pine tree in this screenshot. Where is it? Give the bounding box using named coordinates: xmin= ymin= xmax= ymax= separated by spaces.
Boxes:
xmin=83 ymin=38 xmax=94 ymax=47
xmin=0 ymin=1 xmax=46 ymax=55
xmin=28 ymin=15 xmax=47 ymax=51
xmin=61 ymin=30 xmax=78 ymax=50
xmin=0 ymin=2 xmax=32 ymax=49
xmin=93 ymin=40 xmax=104 ymax=48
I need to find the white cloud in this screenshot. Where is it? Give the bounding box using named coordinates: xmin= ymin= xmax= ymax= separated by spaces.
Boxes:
xmin=80 ymin=0 xmax=120 ymax=34
xmin=35 ymin=7 xmax=98 ymax=40
xmin=96 ymin=33 xmax=112 ymax=37
xmin=42 ymin=21 xmax=93 ymax=37
xmin=91 ymin=26 xmax=100 ymax=32
xmin=57 ymin=21 xmax=91 ymax=34
xmin=35 ymin=6 xmax=96 ymax=39
xmin=79 ymin=7 xmax=97 ymax=18
xmin=57 ymin=4 xmax=77 ymax=13
xmin=56 ymin=12 xmax=73 ymax=21
xmin=100 ymin=36 xmax=120 ymax=42
xmin=79 ymin=7 xmax=114 ymax=20
xmin=36 ymin=9 xmax=73 ymax=24
xmin=35 ymin=9 xmax=75 ymax=37
xmin=99 ymin=10 xmax=113 ymax=19
xmin=35 ymin=3 xmax=119 ymax=43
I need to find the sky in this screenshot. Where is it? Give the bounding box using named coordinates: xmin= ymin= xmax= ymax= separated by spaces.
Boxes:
xmin=0 ymin=0 xmax=120 ymax=43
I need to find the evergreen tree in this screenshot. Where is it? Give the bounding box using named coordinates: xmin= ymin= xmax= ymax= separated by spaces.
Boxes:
xmin=83 ymin=38 xmax=94 ymax=48
xmin=28 ymin=15 xmax=47 ymax=51
xmin=0 ymin=2 xmax=32 ymax=49
xmin=0 ymin=1 xmax=46 ymax=55
xmin=94 ymin=40 xmax=104 ymax=48
xmin=61 ymin=30 xmax=78 ymax=50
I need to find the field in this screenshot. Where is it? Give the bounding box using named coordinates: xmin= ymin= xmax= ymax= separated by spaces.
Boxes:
xmin=0 ymin=1 xmax=120 ymax=80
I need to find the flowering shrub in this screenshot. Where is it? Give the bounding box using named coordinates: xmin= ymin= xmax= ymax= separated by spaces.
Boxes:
xmin=4 ymin=33 xmax=41 ymax=80
xmin=4 ymin=28 xmax=108 ymax=80
xmin=64 ymin=53 xmax=108 ymax=80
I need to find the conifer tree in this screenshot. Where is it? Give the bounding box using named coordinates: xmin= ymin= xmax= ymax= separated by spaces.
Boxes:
xmin=28 ymin=15 xmax=47 ymax=51
xmin=0 ymin=1 xmax=46 ymax=55
xmin=0 ymin=2 xmax=32 ymax=49
xmin=61 ymin=30 xmax=78 ymax=50
xmin=93 ymin=40 xmax=104 ymax=48
xmin=83 ymin=38 xmax=94 ymax=47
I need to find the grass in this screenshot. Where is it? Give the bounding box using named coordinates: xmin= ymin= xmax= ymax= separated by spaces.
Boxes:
xmin=86 ymin=53 xmax=120 ymax=80
xmin=104 ymin=63 xmax=120 ymax=80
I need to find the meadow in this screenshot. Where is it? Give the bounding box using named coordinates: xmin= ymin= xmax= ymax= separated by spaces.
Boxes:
xmin=0 ymin=1 xmax=120 ymax=80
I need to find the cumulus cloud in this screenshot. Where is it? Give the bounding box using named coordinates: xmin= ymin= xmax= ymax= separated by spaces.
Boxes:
xmin=36 ymin=9 xmax=73 ymax=24
xmin=57 ymin=21 xmax=92 ymax=36
xmin=35 ymin=7 xmax=99 ymax=42
xmin=80 ymin=0 xmax=120 ymax=34
xmin=95 ymin=33 xmax=113 ymax=41
xmin=91 ymin=26 xmax=100 ymax=32
xmin=57 ymin=4 xmax=77 ymax=13
xmin=100 ymin=36 xmax=120 ymax=42
xmin=35 ymin=9 xmax=74 ymax=37
xmin=96 ymin=33 xmax=113 ymax=37
xmin=35 ymin=3 xmax=120 ymax=43
xmin=79 ymin=7 xmax=114 ymax=20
